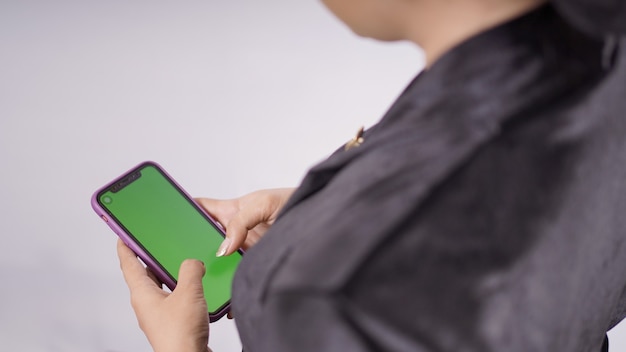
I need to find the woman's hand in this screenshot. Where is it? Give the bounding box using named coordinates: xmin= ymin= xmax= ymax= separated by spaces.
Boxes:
xmin=196 ymin=188 xmax=295 ymax=257
xmin=117 ymin=239 xmax=211 ymax=352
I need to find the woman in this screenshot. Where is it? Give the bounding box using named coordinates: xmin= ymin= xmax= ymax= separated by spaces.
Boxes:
xmin=117 ymin=0 xmax=626 ymax=351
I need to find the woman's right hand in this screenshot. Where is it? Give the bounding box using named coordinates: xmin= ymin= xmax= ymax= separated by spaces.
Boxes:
xmin=196 ymin=188 xmax=295 ymax=257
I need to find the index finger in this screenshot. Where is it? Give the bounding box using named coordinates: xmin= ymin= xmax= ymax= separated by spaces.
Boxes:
xmin=117 ymin=239 xmax=154 ymax=292
xmin=195 ymin=197 xmax=237 ymax=228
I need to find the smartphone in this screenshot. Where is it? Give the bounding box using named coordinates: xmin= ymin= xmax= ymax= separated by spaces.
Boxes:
xmin=91 ymin=161 xmax=241 ymax=322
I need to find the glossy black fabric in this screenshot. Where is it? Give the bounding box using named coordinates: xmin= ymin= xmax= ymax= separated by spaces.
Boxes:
xmin=232 ymin=5 xmax=626 ymax=352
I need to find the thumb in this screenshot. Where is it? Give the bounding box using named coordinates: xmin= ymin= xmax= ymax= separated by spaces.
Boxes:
xmin=175 ymin=259 xmax=206 ymax=296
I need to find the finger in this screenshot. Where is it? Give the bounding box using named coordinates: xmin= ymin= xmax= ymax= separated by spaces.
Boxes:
xmin=195 ymin=198 xmax=237 ymax=227
xmin=117 ymin=239 xmax=163 ymax=298
xmin=218 ymin=206 xmax=267 ymax=256
xmin=117 ymin=239 xmax=151 ymax=291
xmin=174 ymin=259 xmax=206 ymax=297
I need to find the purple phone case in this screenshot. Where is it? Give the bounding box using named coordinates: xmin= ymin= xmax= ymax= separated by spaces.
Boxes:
xmin=91 ymin=161 xmax=233 ymax=323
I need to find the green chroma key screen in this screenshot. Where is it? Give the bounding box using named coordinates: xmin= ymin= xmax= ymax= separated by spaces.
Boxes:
xmin=99 ymin=164 xmax=241 ymax=313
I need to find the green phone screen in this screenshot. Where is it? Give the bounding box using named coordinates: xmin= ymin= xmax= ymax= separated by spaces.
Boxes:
xmin=99 ymin=164 xmax=241 ymax=314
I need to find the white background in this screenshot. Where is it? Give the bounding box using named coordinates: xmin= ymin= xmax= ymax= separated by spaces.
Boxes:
xmin=0 ymin=0 xmax=623 ymax=351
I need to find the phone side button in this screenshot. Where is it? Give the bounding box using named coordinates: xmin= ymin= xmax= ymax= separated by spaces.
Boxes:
xmin=101 ymin=215 xmax=109 ymax=223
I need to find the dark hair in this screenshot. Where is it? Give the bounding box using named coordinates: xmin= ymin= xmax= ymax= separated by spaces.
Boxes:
xmin=552 ymin=0 xmax=626 ymax=37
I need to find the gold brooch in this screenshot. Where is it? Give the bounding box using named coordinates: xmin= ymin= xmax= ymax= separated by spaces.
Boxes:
xmin=344 ymin=126 xmax=365 ymax=151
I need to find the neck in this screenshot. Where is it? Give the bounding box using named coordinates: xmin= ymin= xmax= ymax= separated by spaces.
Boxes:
xmin=403 ymin=0 xmax=547 ymax=67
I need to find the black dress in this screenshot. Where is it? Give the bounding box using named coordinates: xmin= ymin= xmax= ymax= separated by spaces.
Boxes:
xmin=231 ymin=4 xmax=626 ymax=352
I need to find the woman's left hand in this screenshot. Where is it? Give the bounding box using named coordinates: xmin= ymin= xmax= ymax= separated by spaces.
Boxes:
xmin=117 ymin=239 xmax=211 ymax=352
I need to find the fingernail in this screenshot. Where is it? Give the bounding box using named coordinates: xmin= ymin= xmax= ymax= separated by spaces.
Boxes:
xmin=216 ymin=238 xmax=231 ymax=257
